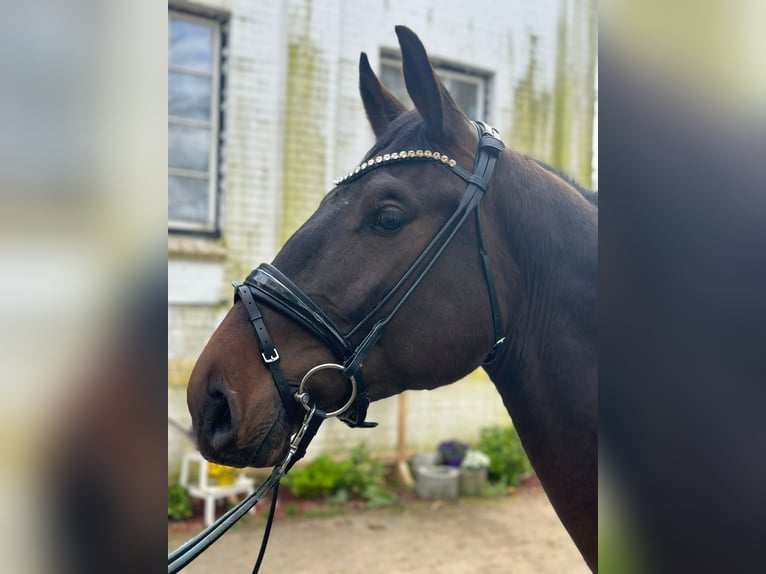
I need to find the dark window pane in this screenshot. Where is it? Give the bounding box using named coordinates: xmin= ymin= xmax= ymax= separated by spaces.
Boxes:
xmin=169 ymin=175 xmax=210 ymax=224
xmin=169 ymin=71 xmax=212 ymax=121
xmin=380 ymin=63 xmax=411 ymax=107
xmin=379 ymin=62 xmax=482 ymax=119
xmin=169 ymin=124 xmax=210 ymax=171
xmin=169 ymin=18 xmax=213 ymax=73
xmin=446 ymin=78 xmax=480 ymax=119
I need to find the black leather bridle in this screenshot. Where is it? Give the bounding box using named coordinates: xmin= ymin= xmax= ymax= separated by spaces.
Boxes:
xmin=238 ymin=121 xmax=506 ymax=429
xmin=167 ymin=121 xmax=506 ymax=573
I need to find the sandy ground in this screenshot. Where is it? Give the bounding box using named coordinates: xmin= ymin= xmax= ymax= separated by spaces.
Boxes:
xmin=168 ymin=484 xmax=589 ymax=574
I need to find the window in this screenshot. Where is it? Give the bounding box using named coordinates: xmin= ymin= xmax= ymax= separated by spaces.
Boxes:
xmin=379 ymin=56 xmax=488 ymax=121
xmin=168 ymin=11 xmax=223 ymax=233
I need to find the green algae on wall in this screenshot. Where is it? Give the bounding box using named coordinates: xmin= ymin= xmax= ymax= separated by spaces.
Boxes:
xmin=550 ymin=5 xmax=572 ymax=180
xmin=281 ymin=0 xmax=328 ymax=244
xmin=511 ymin=35 xmax=553 ymax=164
xmin=511 ymin=0 xmax=596 ymax=189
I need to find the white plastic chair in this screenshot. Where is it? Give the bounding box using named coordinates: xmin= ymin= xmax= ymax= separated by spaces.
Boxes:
xmin=179 ymin=452 xmax=256 ymax=526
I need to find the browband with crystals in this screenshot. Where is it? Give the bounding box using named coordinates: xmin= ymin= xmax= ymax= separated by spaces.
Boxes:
xmin=333 ymin=149 xmax=458 ymax=186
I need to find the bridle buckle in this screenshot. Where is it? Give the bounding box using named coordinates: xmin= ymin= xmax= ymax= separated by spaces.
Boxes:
xmin=261 ymin=349 xmax=280 ymax=363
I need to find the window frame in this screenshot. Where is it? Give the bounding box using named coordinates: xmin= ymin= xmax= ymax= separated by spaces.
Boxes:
xmin=379 ymin=55 xmax=489 ymax=122
xmin=168 ymin=9 xmax=222 ymax=235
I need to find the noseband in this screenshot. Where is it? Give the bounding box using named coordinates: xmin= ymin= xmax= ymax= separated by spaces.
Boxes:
xmin=168 ymin=122 xmax=505 ymax=573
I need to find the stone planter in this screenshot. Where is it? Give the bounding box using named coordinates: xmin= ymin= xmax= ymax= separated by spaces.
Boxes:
xmin=414 ymin=464 xmax=460 ymax=499
xmin=459 ymin=467 xmax=488 ymax=496
xmin=442 ymin=456 xmax=464 ymax=468
xmin=412 ymin=452 xmax=439 ymax=476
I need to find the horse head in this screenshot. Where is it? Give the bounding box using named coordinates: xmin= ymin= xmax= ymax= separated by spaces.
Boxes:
xmin=186 ymin=27 xmax=511 ymax=468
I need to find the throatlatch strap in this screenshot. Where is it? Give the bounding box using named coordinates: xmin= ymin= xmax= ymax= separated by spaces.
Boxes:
xmin=472 ymin=126 xmax=506 ymax=363
xmin=476 ymin=207 xmax=505 ymax=363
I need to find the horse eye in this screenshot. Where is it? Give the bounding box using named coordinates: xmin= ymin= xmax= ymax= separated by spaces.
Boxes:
xmin=375 ymin=207 xmax=404 ymax=233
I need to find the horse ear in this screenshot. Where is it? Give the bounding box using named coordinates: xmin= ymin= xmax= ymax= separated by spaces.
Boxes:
xmin=395 ymin=25 xmax=468 ymax=142
xmin=359 ymin=52 xmax=407 ymax=137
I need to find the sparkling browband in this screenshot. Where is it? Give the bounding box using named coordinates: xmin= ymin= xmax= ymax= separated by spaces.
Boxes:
xmin=333 ymin=149 xmax=458 ymax=186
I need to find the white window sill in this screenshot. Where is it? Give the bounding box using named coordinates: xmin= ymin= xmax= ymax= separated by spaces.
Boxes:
xmin=168 ymin=235 xmax=226 ymax=260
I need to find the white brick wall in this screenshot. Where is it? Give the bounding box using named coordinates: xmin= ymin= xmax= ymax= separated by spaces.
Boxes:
xmin=167 ymin=259 xmax=225 ymax=305
xmin=308 ymin=373 xmax=512 ymax=458
xmin=168 ymin=0 xmax=597 ymax=477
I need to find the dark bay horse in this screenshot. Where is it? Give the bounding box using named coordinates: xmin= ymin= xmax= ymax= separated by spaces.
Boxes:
xmin=187 ymin=26 xmax=597 ymax=571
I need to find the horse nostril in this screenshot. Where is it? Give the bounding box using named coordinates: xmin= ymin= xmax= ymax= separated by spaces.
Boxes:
xmin=205 ymin=390 xmax=236 ymax=450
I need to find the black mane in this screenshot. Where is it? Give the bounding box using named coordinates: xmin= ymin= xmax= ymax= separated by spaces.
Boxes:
xmin=532 ymin=158 xmax=598 ymax=207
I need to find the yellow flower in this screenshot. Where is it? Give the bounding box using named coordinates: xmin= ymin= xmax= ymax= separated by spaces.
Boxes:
xmin=208 ymin=463 xmax=237 ymax=485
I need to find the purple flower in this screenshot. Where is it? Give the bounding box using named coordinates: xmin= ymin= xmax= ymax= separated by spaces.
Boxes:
xmin=437 ymin=440 xmax=469 ymax=467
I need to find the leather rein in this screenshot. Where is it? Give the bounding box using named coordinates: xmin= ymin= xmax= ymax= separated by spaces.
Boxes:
xmin=167 ymin=121 xmax=505 ymax=573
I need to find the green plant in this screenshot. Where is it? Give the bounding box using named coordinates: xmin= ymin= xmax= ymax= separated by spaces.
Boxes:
xmin=168 ymin=484 xmax=192 ymax=521
xmin=328 ymin=488 xmax=349 ymax=506
xmin=282 ymin=454 xmax=347 ymax=498
xmin=480 ymin=480 xmax=511 ymax=498
xmin=363 ymin=484 xmax=399 ymax=507
xmin=345 ymin=443 xmax=399 ymax=506
xmin=476 ymin=425 xmax=532 ymax=486
xmin=283 ymin=444 xmax=398 ymax=507
xmin=344 ymin=443 xmax=383 ymax=496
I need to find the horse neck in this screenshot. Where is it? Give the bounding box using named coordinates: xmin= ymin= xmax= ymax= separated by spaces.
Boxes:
xmin=482 ymin=149 xmax=598 ymax=569
xmin=483 ymin=148 xmax=597 ymax=399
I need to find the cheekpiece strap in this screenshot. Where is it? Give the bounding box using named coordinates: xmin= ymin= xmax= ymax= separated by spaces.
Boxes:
xmin=234 ymin=283 xmax=302 ymax=421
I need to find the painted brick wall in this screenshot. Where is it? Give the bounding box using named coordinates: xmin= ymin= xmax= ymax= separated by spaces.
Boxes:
xmin=168 ymin=0 xmax=290 ymax=475
xmin=281 ymin=0 xmax=597 ymax=239
xmin=168 ymin=0 xmax=597 ymax=478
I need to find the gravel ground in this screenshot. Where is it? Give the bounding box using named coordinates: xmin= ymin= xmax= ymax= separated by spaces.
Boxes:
xmin=168 ymin=483 xmax=589 ymax=573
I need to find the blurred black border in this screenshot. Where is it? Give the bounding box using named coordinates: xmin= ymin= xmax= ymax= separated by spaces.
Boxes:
xmin=599 ymin=27 xmax=766 ymax=573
